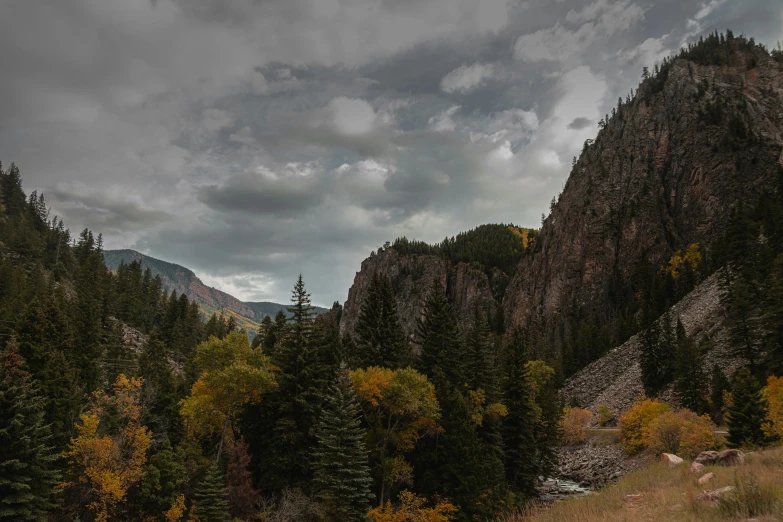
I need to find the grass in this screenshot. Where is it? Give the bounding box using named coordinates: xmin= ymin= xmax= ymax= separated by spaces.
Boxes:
xmin=501 ymin=448 xmax=783 ymax=522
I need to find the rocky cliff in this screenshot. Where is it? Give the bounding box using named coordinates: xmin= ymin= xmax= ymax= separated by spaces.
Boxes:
xmin=340 ymin=247 xmax=500 ymax=339
xmin=504 ymin=40 xmax=783 ymax=351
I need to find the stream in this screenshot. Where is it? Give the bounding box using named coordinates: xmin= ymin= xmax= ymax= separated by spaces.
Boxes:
xmin=539 ymin=478 xmax=593 ymax=502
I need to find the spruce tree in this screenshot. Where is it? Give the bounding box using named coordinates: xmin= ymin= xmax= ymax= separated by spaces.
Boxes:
xmin=0 ymin=344 xmax=60 ymax=521
xmin=709 ymin=364 xmax=730 ymax=425
xmin=312 ymin=367 xmax=374 ymax=521
xmin=354 ymin=273 xmax=410 ymax=369
xmin=763 ymin=254 xmax=783 ymax=374
xmin=673 ymin=318 xmax=708 ymax=413
xmin=139 ymin=330 xmax=181 ymax=442
xmin=138 ymin=439 xmax=188 ymax=521
xmin=501 ymin=328 xmax=539 ymax=499
xmin=727 ymin=367 xmax=769 ymax=448
xmin=193 ymin=463 xmax=231 ymax=522
xmin=415 ymin=279 xmax=464 ymax=388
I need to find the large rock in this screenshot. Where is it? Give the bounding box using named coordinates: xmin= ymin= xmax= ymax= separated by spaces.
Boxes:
xmin=504 ymin=43 xmax=783 ymax=354
xmin=695 ymin=451 xmax=719 ymax=465
xmin=695 ymin=449 xmax=745 ymax=466
xmin=697 ymin=486 xmax=735 ymax=502
xmin=661 ymin=453 xmax=684 ymax=467
xmin=698 ymin=472 xmax=716 ymax=485
xmin=690 ymin=462 xmax=705 ymax=474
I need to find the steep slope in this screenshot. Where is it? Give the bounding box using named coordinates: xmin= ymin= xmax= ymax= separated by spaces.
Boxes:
xmin=104 ymin=250 xmax=327 ymax=330
xmin=504 ymin=37 xmax=783 ymax=352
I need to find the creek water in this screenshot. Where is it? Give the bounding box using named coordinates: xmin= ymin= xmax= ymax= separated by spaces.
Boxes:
xmin=539 ymin=478 xmax=593 ymax=502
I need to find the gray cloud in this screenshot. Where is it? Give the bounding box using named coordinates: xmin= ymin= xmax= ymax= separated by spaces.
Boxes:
xmin=1 ymin=0 xmax=780 ymax=305
xmin=567 ymin=117 xmax=593 ymax=130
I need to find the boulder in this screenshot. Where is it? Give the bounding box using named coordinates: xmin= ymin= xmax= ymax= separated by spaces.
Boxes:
xmin=661 ymin=453 xmax=684 ymax=467
xmin=689 ymin=462 xmax=705 ymax=474
xmin=698 ymin=472 xmax=716 ymax=485
xmin=716 ymin=449 xmax=744 ymax=466
xmin=694 ymin=451 xmax=719 ymax=465
xmin=696 ymin=486 xmax=735 ymax=502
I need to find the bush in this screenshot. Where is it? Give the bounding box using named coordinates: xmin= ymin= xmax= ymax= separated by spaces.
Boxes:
xmin=644 ymin=409 xmax=717 ymax=458
xmin=597 ymin=404 xmax=615 ymax=427
xmin=562 ymin=407 xmax=594 ymax=445
xmin=763 ymin=375 xmax=783 ymax=441
xmin=619 ymin=399 xmax=671 ymax=454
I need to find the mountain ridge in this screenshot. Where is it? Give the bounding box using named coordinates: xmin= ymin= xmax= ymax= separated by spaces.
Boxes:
xmin=104 ymin=249 xmax=328 ymax=332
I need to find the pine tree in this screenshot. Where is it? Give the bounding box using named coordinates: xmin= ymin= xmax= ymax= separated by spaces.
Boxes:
xmin=763 ymin=254 xmax=783 ymax=374
xmin=673 ymin=318 xmax=708 ymax=413
xmin=353 ymin=273 xmax=410 ymax=369
xmin=640 ymin=308 xmax=675 ymax=396
xmin=709 ymin=364 xmax=730 ymax=424
xmin=139 ymin=330 xmax=181 ymax=442
xmin=501 ymin=328 xmax=539 ymax=499
xmin=415 ymin=279 xmax=464 ymax=389
xmin=0 ymin=344 xmax=60 ymax=521
xmin=138 ymin=439 xmax=188 ymax=521
xmin=727 ymin=367 xmax=769 ymax=448
xmin=312 ymin=367 xmax=374 ymax=521
xmin=193 ymin=464 xmax=231 ymax=522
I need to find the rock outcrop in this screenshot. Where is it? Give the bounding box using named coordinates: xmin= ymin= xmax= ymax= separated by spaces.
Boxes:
xmin=504 ymin=42 xmax=783 ymax=352
xmin=340 ymin=247 xmax=499 ymax=339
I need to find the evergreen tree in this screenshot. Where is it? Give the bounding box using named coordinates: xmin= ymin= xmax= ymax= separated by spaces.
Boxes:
xmin=709 ymin=364 xmax=730 ymax=425
xmin=727 ymin=367 xmax=769 ymax=448
xmin=138 ymin=439 xmax=188 ymax=521
xmin=0 ymin=344 xmax=60 ymax=521
xmin=353 ymin=273 xmax=410 ymax=369
xmin=500 ymin=329 xmax=539 ymax=500
xmin=763 ymin=254 xmax=783 ymax=374
xmin=193 ymin=464 xmax=231 ymax=522
xmin=640 ymin=307 xmax=675 ymax=396
xmin=415 ymin=279 xmax=464 ymax=389
xmin=139 ymin=330 xmax=181 ymax=442
xmin=312 ymin=367 xmax=374 ymax=521
xmin=673 ymin=318 xmax=708 ymax=413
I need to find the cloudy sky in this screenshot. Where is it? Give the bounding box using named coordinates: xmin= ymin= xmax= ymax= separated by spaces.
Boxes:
xmin=1 ymin=0 xmax=781 ymax=306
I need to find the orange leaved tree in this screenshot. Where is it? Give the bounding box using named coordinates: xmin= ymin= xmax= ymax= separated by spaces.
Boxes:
xmin=619 ymin=399 xmax=671 ymax=454
xmin=63 ymin=374 xmax=152 ymax=522
xmin=367 ymin=490 xmax=457 ymax=522
xmin=351 ymin=367 xmax=441 ymax=506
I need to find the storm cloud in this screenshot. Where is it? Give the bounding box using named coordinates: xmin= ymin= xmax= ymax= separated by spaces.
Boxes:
xmin=1 ymin=0 xmax=780 ymax=305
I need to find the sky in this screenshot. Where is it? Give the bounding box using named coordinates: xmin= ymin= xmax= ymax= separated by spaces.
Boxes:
xmin=1 ymin=0 xmax=781 ymax=306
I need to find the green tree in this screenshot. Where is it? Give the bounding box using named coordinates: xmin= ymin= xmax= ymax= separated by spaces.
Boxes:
xmin=0 ymin=343 xmax=60 ymax=521
xmin=138 ymin=439 xmax=188 ymax=521
xmin=501 ymin=329 xmax=539 ymax=500
xmin=312 ymin=366 xmax=374 ymax=520
xmin=353 ymin=273 xmax=410 ymax=369
xmin=415 ymin=280 xmax=464 ymax=389
xmin=727 ymin=367 xmax=769 ymax=448
xmin=709 ymin=364 xmax=730 ymax=425
xmin=763 ymin=255 xmax=783 ymax=374
xmin=194 ymin=463 xmax=230 ymax=522
xmin=140 ymin=330 xmax=182 ymax=442
xmin=673 ymin=318 xmax=708 ymax=413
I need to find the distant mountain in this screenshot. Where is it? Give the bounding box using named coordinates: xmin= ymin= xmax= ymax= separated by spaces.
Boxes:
xmin=104 ymin=249 xmax=327 ymax=333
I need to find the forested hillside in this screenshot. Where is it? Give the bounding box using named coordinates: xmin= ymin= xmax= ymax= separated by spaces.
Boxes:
xmin=0 ymin=163 xmax=563 ymax=521
xmin=104 ymin=249 xmax=327 ymax=336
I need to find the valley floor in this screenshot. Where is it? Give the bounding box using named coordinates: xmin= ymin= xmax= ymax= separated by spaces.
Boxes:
xmin=516 ymin=448 xmax=783 ymax=522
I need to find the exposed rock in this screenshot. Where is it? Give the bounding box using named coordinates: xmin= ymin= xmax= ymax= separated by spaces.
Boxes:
xmin=557 ymin=440 xmax=650 ymax=488
xmin=661 ymin=453 xmax=684 ymax=467
xmin=504 ymin=44 xmax=783 ymax=354
xmin=697 ymin=486 xmax=735 ymax=502
xmin=690 ymin=462 xmax=705 ymax=474
xmin=698 ymin=472 xmax=716 ymax=485
xmin=121 ymin=322 xmax=149 ymax=353
xmin=561 ymin=270 xmax=746 ymax=418
xmin=340 ymin=248 xmax=499 ymax=340
xmin=716 ymin=449 xmax=745 ymax=466
xmin=695 ymin=451 xmax=720 ymax=465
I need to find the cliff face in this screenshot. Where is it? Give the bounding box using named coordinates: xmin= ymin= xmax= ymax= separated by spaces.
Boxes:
xmin=340 ymin=248 xmax=498 ymax=339
xmin=504 ymin=45 xmax=783 ymax=349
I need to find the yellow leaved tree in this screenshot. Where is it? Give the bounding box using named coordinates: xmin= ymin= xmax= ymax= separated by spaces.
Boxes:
xmin=763 ymin=375 xmax=783 ymax=440
xmin=367 ymin=490 xmax=458 ymax=522
xmin=351 ymin=367 xmax=441 ymax=506
xmin=180 ymin=331 xmax=276 ymax=460
xmin=63 ymin=374 xmax=152 ymax=522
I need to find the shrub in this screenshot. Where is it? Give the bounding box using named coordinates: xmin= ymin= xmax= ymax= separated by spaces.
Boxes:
xmin=763 ymin=375 xmax=783 ymax=441
xmin=619 ymin=399 xmax=671 ymax=454
xmin=644 ymin=409 xmax=717 ymax=458
xmin=561 ymin=407 xmax=594 ymax=445
xmin=597 ymin=404 xmax=615 ymax=427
